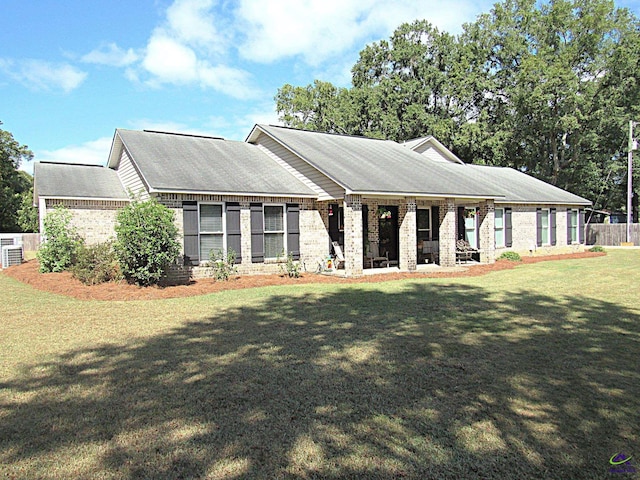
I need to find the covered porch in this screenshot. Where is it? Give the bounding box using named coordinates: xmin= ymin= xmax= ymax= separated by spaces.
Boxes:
xmin=324 ymin=195 xmax=497 ymax=277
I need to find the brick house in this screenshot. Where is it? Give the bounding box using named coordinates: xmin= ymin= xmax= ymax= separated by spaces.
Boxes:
xmin=34 ymin=125 xmax=591 ymax=279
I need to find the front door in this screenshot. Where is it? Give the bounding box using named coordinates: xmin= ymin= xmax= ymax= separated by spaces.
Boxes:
xmin=378 ymin=205 xmax=399 ymax=262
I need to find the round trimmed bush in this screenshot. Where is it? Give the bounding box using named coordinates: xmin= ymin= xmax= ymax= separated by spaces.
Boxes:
xmin=498 ymin=251 xmax=522 ymax=262
xmin=114 ymin=197 xmax=181 ymax=286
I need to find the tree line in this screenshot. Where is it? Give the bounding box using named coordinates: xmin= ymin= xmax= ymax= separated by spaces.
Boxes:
xmin=275 ymin=0 xmax=640 ymax=214
xmin=0 ymin=122 xmax=37 ymax=233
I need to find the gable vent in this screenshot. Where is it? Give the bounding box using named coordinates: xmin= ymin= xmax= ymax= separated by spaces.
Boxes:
xmin=2 ymin=245 xmax=23 ymax=268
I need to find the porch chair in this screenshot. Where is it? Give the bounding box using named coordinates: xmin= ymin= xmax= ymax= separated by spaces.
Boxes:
xmin=366 ymin=241 xmax=390 ymax=268
xmin=456 ymin=239 xmax=477 ymax=264
xmin=332 ymin=241 xmax=345 ymax=269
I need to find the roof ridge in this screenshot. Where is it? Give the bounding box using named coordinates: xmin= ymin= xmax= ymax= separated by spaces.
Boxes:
xmin=142 ymin=129 xmax=225 ymax=141
xmin=39 ymin=161 xmax=105 ymax=168
xmin=264 ymin=124 xmax=389 ymax=142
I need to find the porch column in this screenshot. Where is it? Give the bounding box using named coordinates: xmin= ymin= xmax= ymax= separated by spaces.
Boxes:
xmin=343 ymin=194 xmax=363 ymax=277
xmin=478 ymin=200 xmax=496 ymax=263
xmin=240 ymin=202 xmax=252 ymax=267
xmin=439 ymin=199 xmax=457 ymax=267
xmin=399 ymin=197 xmax=417 ymax=272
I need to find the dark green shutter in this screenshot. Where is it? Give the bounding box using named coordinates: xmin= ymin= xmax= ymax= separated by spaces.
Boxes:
xmin=579 ymin=209 xmax=585 ymax=243
xmin=286 ymin=203 xmax=300 ymax=260
xmin=567 ymin=209 xmax=572 ymax=243
xmin=457 ymin=207 xmax=465 ymax=240
xmin=250 ymin=203 xmax=264 ymax=263
xmin=182 ymin=201 xmax=199 ymax=265
xmin=432 ymin=206 xmax=440 ymax=240
xmin=505 ymin=208 xmax=512 ymax=247
xmin=226 ymin=203 xmax=242 ymax=264
xmin=550 ymin=208 xmax=557 ymax=246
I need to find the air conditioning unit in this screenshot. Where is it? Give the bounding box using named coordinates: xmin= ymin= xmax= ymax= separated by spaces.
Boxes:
xmin=2 ymin=245 xmax=23 ymax=268
xmin=0 ymin=237 xmax=15 ymax=248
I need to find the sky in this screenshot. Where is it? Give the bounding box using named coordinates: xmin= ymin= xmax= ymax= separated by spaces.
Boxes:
xmin=2 ymin=0 xmax=640 ymax=175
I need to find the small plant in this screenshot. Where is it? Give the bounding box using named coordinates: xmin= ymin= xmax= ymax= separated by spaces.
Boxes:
xmin=498 ymin=251 xmax=522 ymax=262
xmin=589 ymin=245 xmax=605 ymax=253
xmin=37 ymin=205 xmax=83 ymax=273
xmin=71 ymin=241 xmax=122 ymax=285
xmin=278 ymin=251 xmax=301 ymax=278
xmin=208 ymin=249 xmax=237 ymax=281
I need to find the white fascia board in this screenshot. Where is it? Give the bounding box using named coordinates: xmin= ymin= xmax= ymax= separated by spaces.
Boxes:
xmin=495 ymin=200 xmax=592 ymax=206
xmin=149 ymin=187 xmax=317 ymax=199
xmin=39 ymin=195 xmax=130 ymax=202
xmin=348 ymin=190 xmax=505 ymax=200
xmin=106 ymin=130 xmax=123 ymax=168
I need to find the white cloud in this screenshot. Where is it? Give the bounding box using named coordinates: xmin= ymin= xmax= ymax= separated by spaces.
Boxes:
xmin=142 ymin=33 xmax=200 ymax=83
xmin=235 ymin=0 xmax=485 ymax=64
xmin=84 ymin=0 xmax=487 ymax=97
xmin=166 ymin=0 xmax=227 ymax=54
xmin=0 ymin=58 xmax=87 ymax=93
xmin=140 ymin=29 xmax=257 ymax=98
xmin=82 ymin=43 xmax=139 ymax=67
xmin=34 ymin=137 xmax=113 ymax=170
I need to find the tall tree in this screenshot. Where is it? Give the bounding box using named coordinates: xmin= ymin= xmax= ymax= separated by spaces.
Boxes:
xmin=0 ymin=123 xmax=33 ymax=232
xmin=274 ymin=0 xmax=640 ymax=210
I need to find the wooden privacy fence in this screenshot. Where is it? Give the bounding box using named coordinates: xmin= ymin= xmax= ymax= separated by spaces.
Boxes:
xmin=585 ymin=224 xmax=640 ymax=246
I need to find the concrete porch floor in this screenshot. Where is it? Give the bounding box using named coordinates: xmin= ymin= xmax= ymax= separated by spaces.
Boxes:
xmin=312 ymin=262 xmax=472 ymax=277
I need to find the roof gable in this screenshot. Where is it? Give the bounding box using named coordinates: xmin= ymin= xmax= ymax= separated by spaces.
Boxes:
xmin=249 ymin=125 xmax=502 ymax=199
xmin=109 ymin=129 xmax=316 ymax=197
xmin=403 ymin=136 xmax=464 ymax=164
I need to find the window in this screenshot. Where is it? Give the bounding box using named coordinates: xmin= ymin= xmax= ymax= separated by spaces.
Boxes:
xmin=264 ymin=205 xmax=285 ymax=259
xmin=540 ymin=209 xmax=550 ymax=245
xmin=569 ymin=209 xmax=578 ymax=243
xmin=199 ymin=204 xmax=224 ymax=261
xmin=417 ymin=208 xmax=431 ymax=242
xmin=495 ymin=208 xmax=505 ymax=247
xmin=465 ymin=207 xmax=477 ymax=248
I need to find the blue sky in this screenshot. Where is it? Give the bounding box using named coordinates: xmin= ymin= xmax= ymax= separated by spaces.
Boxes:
xmin=2 ymin=0 xmax=640 ymax=174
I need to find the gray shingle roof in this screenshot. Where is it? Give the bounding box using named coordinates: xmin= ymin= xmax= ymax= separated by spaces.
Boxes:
xmin=466 ymin=165 xmax=591 ymax=205
xmin=116 ymin=129 xmax=316 ymax=197
xmin=34 ymin=162 xmax=128 ymax=199
xmin=254 ymin=125 xmax=501 ymax=198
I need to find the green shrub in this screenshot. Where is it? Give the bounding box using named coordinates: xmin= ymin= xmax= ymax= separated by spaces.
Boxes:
xmin=498 ymin=251 xmax=522 ymax=262
xmin=279 ymin=252 xmax=301 ymax=278
xmin=207 ymin=249 xmax=237 ymax=281
xmin=71 ymin=241 xmax=122 ymax=285
xmin=114 ymin=197 xmax=181 ymax=286
xmin=589 ymin=245 xmax=605 ymax=253
xmin=37 ymin=206 xmax=83 ymax=273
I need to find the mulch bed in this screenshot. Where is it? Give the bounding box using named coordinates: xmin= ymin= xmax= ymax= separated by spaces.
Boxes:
xmin=2 ymin=252 xmax=604 ymax=301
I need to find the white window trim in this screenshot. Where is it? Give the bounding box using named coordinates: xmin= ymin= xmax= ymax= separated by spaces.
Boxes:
xmin=569 ymin=209 xmax=579 ymax=244
xmin=540 ymin=208 xmax=551 ymax=245
xmin=495 ymin=207 xmax=505 ymax=248
xmin=198 ymin=202 xmax=226 ymax=264
xmin=263 ymin=203 xmax=287 ymax=260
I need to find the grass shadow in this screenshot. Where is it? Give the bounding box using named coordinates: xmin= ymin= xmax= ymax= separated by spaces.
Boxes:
xmin=0 ymin=281 xmax=638 ymax=478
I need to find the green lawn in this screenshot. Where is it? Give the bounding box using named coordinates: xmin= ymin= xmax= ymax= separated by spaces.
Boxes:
xmin=1 ymin=250 xmax=638 ymax=479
